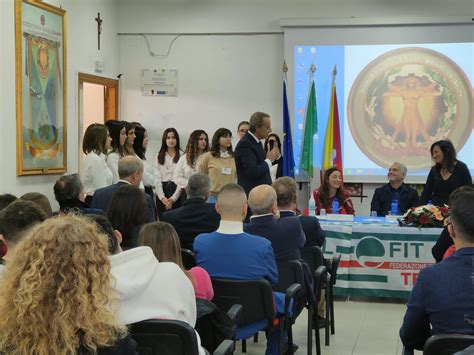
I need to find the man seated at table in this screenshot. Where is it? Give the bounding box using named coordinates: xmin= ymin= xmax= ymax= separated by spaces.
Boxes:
xmin=371 ymin=162 xmax=419 ymax=216
xmin=399 ymin=187 xmax=474 ymax=351
xmin=194 ymin=183 xmax=285 ymax=355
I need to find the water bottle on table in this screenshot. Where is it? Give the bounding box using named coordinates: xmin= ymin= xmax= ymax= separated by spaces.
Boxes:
xmin=390 ymin=199 xmax=399 ymax=215
xmin=331 ymin=199 xmax=340 ymax=214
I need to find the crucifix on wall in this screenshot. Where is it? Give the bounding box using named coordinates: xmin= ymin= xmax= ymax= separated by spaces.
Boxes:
xmin=95 ymin=12 xmax=103 ymax=50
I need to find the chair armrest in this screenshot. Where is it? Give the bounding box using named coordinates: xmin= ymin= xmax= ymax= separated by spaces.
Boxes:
xmin=227 ymin=304 xmax=243 ymax=325
xmin=284 ymin=283 xmax=302 ymax=321
xmin=402 ymin=347 xmax=414 ymax=355
xmin=213 ymin=339 xmax=235 ymax=355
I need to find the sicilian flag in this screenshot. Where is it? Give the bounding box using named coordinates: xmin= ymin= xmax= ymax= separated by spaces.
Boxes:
xmin=282 ymin=80 xmax=295 ymax=177
xmin=322 ymin=73 xmax=342 ymax=172
xmin=300 ymin=79 xmax=318 ymax=177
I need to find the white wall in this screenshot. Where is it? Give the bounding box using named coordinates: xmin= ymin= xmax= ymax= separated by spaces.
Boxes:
xmin=0 ymin=0 xmax=118 ymax=207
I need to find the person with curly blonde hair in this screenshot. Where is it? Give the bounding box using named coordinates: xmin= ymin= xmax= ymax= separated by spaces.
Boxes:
xmin=0 ymin=215 xmax=137 ymax=354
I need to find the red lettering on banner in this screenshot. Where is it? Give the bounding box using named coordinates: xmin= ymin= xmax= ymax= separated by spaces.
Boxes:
xmin=401 ymin=272 xmax=410 ymax=285
xmin=340 ymin=260 xmax=433 ymax=270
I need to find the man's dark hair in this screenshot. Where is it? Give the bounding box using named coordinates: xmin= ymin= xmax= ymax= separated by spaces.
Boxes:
xmin=0 ymin=200 xmax=47 ymax=245
xmin=0 ymin=194 xmax=17 ymax=211
xmin=54 ymin=174 xmax=83 ymax=207
xmin=87 ymin=214 xmax=119 ymax=255
xmin=248 ymin=112 xmax=269 ymax=133
xmin=450 ymin=187 xmax=474 ymax=243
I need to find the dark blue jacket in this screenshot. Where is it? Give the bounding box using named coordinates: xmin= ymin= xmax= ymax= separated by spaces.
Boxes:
xmin=371 ymin=183 xmax=419 ymax=216
xmin=234 ymin=133 xmax=272 ymax=195
xmin=400 ymin=247 xmax=474 ymax=350
xmin=279 ymin=210 xmax=325 ymax=248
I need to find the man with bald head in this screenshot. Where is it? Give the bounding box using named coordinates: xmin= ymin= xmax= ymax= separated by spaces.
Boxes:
xmin=91 ymin=155 xmax=156 ymax=222
xmin=244 ymin=184 xmax=306 ymax=261
xmin=194 ymin=183 xmax=283 ymax=355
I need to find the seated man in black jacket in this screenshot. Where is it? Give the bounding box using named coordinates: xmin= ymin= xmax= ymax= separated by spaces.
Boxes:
xmin=162 ymin=173 xmax=220 ymax=250
xmin=371 ymin=162 xmax=419 ymax=216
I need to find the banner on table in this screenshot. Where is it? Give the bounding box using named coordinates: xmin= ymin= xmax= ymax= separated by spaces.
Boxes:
xmin=322 ymin=224 xmax=440 ymax=298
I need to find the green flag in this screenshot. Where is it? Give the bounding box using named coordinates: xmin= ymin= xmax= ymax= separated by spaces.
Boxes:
xmin=300 ymin=80 xmax=318 ymax=177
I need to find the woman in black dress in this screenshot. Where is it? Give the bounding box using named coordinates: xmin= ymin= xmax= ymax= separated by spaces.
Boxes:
xmin=420 ymin=140 xmax=472 ymax=206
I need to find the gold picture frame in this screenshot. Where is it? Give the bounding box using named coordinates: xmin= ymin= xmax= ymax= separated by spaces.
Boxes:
xmin=15 ymin=0 xmax=67 ymax=176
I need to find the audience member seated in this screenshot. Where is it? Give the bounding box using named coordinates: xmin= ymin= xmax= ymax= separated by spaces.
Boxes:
xmin=313 ymin=167 xmax=355 ymax=215
xmin=273 ymin=176 xmax=325 ymax=247
xmin=91 ymin=155 xmax=156 ymax=222
xmin=54 ymin=174 xmax=104 ymax=215
xmin=400 ymin=187 xmax=474 ymax=351
xmin=139 ymin=221 xmax=214 ymax=301
xmin=370 ymin=162 xmax=419 ymax=216
xmin=194 ymin=183 xmax=284 ymax=355
xmin=87 ymin=214 xmax=123 ymax=255
xmin=107 ymin=184 xmax=147 ymax=249
xmin=0 ymin=200 xmax=47 ymax=275
xmin=0 ymin=215 xmax=137 ymax=353
xmin=245 ymin=184 xmax=306 ymax=261
xmin=0 ymin=194 xmax=17 ymax=211
xmin=162 ymin=173 xmax=220 ymax=250
xmin=20 ymin=192 xmax=53 ymax=217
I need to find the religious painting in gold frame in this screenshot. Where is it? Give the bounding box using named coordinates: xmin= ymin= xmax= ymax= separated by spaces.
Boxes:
xmin=15 ymin=0 xmax=67 ymax=176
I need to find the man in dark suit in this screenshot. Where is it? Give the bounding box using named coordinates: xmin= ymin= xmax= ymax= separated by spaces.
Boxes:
xmin=371 ymin=162 xmax=419 ymax=216
xmin=90 ymin=156 xmax=155 ymax=222
xmin=162 ymin=173 xmax=220 ymax=250
xmin=400 ymin=187 xmax=474 ymax=351
xmin=273 ymin=176 xmax=325 ymax=248
xmin=234 ymin=112 xmax=280 ymax=195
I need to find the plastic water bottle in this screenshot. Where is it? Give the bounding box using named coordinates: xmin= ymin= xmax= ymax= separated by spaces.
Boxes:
xmin=390 ymin=199 xmax=399 ymax=215
xmin=427 ymin=200 xmax=433 ymax=205
xmin=332 ymin=199 xmax=340 ymax=214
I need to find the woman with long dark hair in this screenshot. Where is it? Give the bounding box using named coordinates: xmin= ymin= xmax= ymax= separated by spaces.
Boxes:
xmin=313 ymin=167 xmax=355 ymax=215
xmin=81 ymin=123 xmax=113 ymax=204
xmin=197 ymin=128 xmax=236 ymax=203
xmin=155 ymin=128 xmax=182 ymax=219
xmin=174 ymin=129 xmax=210 ymax=193
xmin=420 ymin=140 xmax=472 ymax=206
xmin=105 ymin=120 xmax=127 ymax=183
xmin=107 ymin=184 xmax=146 ymax=249
xmin=133 ymin=125 xmax=157 ymax=199
xmin=264 ymin=133 xmax=283 ymax=182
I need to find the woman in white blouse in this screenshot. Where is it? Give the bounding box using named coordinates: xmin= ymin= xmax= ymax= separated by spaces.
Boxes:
xmin=155 ymin=128 xmax=183 ymax=220
xmin=105 ymin=120 xmax=127 ymax=183
xmin=133 ymin=125 xmax=157 ymax=199
xmin=81 ymin=123 xmax=113 ymax=205
xmin=173 ymin=130 xmax=210 ymax=194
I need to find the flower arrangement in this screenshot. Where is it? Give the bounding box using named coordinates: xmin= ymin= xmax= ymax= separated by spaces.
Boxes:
xmin=398 ymin=205 xmax=450 ymax=228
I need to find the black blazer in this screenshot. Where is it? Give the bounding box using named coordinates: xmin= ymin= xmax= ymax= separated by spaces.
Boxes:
xmin=90 ymin=181 xmax=156 ymax=223
xmin=162 ymin=197 xmax=220 ymax=249
xmin=370 ymin=183 xmax=419 ymax=217
xmin=234 ymin=133 xmax=272 ymax=195
xmin=279 ymin=210 xmax=325 ymax=248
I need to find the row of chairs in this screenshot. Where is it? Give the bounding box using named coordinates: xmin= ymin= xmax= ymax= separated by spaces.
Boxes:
xmin=182 ymin=246 xmax=342 ymax=355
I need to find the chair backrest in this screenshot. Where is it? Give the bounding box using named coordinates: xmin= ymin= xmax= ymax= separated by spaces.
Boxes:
xmin=330 ymin=253 xmax=341 ymax=285
xmin=300 ymin=246 xmax=324 ymax=273
xmin=130 ymin=319 xmax=199 ymax=355
xmin=211 ymin=278 xmax=274 ymax=327
xmin=181 ymin=248 xmax=196 ymax=270
xmin=423 ymin=334 xmax=474 ymax=355
xmin=274 ymin=260 xmax=306 ymax=314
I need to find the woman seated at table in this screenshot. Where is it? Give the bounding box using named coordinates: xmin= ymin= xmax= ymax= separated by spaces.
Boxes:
xmin=420 ymin=140 xmax=472 ymax=206
xmin=313 ymin=167 xmax=355 ymax=215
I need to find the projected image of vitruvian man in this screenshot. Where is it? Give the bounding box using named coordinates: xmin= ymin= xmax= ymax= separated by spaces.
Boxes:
xmin=347 ymin=47 xmax=472 ymax=170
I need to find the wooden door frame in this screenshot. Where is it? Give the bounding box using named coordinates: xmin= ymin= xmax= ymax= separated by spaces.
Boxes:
xmin=78 ymin=72 xmax=119 ymax=172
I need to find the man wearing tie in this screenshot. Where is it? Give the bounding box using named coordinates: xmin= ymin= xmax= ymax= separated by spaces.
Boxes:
xmin=234 ymin=112 xmax=279 ymax=195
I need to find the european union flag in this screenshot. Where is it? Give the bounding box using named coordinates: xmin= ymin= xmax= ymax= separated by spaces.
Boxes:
xmin=283 ymin=80 xmax=295 ymax=177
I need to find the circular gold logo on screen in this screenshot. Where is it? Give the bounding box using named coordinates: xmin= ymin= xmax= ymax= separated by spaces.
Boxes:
xmin=347 ymin=47 xmax=472 ymax=170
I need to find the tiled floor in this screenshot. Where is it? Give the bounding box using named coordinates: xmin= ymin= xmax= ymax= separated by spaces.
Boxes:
xmin=234 ymin=298 xmax=423 ymax=355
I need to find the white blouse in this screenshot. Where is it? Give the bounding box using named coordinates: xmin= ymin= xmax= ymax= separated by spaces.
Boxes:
xmin=142 ymin=158 xmax=158 ymax=188
xmin=155 ymin=152 xmax=182 ymax=202
xmin=107 ymin=151 xmax=121 ymax=183
xmin=81 ymin=151 xmax=113 ymax=195
xmin=173 ymin=154 xmax=197 ymax=190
